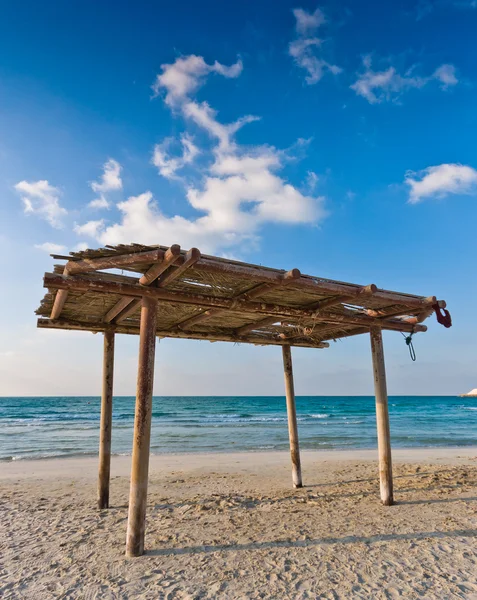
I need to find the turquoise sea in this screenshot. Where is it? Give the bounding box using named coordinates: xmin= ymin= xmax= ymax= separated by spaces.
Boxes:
xmin=0 ymin=396 xmax=476 ymax=461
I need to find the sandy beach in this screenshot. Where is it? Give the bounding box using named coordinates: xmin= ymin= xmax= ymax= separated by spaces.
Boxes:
xmin=1 ymin=448 xmax=477 ymax=599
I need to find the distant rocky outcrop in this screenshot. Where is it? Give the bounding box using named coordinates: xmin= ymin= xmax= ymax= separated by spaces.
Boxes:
xmin=460 ymin=388 xmax=477 ymax=397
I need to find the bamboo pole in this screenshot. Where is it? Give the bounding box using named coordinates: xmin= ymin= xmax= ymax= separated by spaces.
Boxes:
xmin=369 ymin=327 xmax=394 ymax=506
xmin=98 ymin=330 xmax=115 ymax=509
xmin=282 ymin=345 xmax=302 ymax=488
xmin=125 ymin=297 xmax=157 ymax=557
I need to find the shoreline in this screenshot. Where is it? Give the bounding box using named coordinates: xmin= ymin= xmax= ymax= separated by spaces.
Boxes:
xmin=2 ymin=446 xmax=477 ymax=481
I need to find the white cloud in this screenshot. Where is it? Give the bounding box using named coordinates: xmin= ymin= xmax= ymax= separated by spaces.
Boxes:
xmin=289 ymin=7 xmax=341 ymax=84
xmin=293 ymin=7 xmax=326 ymax=35
xmin=351 ymin=56 xmax=458 ymax=103
xmin=306 ymin=170 xmax=319 ymax=192
xmin=152 ymin=55 xmax=243 ymax=106
xmin=91 ymin=159 xmax=122 ymax=194
xmin=405 ymin=163 xmax=477 ymax=203
xmin=15 ymin=180 xmax=67 ymax=228
xmin=88 ymin=196 xmax=110 ymax=209
xmin=74 ymin=219 xmax=105 ymax=238
xmin=433 ymin=63 xmax=458 ymax=88
xmin=152 ymin=134 xmax=200 ymax=179
xmin=75 ymin=55 xmax=325 ymax=254
xmin=73 ymin=242 xmax=89 ymax=252
xmin=414 ymin=0 xmax=477 ymax=20
xmin=34 ymin=242 xmax=67 ymax=253
xmin=88 ymin=159 xmax=122 ymax=209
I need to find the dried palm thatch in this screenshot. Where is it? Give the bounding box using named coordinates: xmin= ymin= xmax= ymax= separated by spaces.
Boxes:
xmin=36 ymin=242 xmax=446 ymax=348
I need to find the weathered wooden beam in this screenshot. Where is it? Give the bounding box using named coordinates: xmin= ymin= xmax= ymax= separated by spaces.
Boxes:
xmin=66 ymin=249 xmax=164 ymax=275
xmin=98 ymin=330 xmax=115 ymax=509
xmin=366 ymin=299 xmax=446 ymax=323
xmin=370 ymin=327 xmax=393 ymax=506
xmin=104 ymin=296 xmax=137 ymax=323
xmin=37 ymin=317 xmax=330 ymax=349
xmin=157 ymin=247 xmax=201 ymax=287
xmin=174 ymin=309 xmax=215 ymax=330
xmin=53 ymin=248 xmax=161 ymax=320
xmin=240 ymin=268 xmax=301 ymax=300
xmin=126 ymin=297 xmax=157 ymax=557
xmin=138 ymin=245 xmax=181 ymax=286
xmin=282 ymin=345 xmax=302 ymax=488
xmin=115 ymin=299 xmax=141 ymax=323
xmin=50 ymin=289 xmax=69 ymax=320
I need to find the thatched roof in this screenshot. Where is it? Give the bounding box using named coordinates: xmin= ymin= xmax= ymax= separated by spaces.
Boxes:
xmin=36 ymin=243 xmax=445 ymax=349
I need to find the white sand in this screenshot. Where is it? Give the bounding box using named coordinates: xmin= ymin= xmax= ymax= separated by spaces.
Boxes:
xmin=1 ymin=448 xmax=477 ymax=599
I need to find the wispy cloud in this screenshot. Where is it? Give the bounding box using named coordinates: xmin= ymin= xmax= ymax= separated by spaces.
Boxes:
xmin=152 ymin=134 xmax=200 ymax=179
xmin=34 ymin=242 xmax=67 ymax=253
xmin=91 ymin=159 xmax=122 ymax=193
xmin=89 ymin=158 xmax=122 ymax=209
xmin=152 ymin=55 xmax=243 ymax=106
xmin=405 ymin=163 xmax=477 ymax=203
xmin=15 ymin=180 xmax=67 ymax=228
xmin=74 ymin=55 xmax=325 ymax=254
xmin=413 ymin=0 xmax=477 ymax=20
xmin=289 ymin=7 xmax=341 ymax=84
xmin=433 ymin=64 xmax=458 ymax=88
xmin=351 ymin=55 xmax=458 ymax=104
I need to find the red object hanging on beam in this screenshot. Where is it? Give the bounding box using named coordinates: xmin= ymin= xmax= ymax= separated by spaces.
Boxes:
xmin=433 ymin=303 xmax=452 ymax=328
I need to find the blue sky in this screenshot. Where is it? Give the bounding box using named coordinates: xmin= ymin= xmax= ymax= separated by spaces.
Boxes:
xmin=1 ymin=0 xmax=476 ymax=396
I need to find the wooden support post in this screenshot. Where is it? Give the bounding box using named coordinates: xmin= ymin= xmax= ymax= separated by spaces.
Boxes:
xmin=125 ymin=297 xmax=158 ymax=557
xmin=370 ymin=326 xmax=394 ymax=506
xmin=98 ymin=330 xmax=115 ymax=509
xmin=282 ymin=345 xmax=302 ymax=488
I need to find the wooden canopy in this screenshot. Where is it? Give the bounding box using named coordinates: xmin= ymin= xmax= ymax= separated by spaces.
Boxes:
xmin=36 ymin=242 xmax=441 ymax=345
xmin=35 ymin=243 xmax=449 ymax=557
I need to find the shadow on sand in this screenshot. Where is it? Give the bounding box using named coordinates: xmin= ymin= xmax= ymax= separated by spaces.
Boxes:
xmin=146 ymin=527 xmax=477 ymax=557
